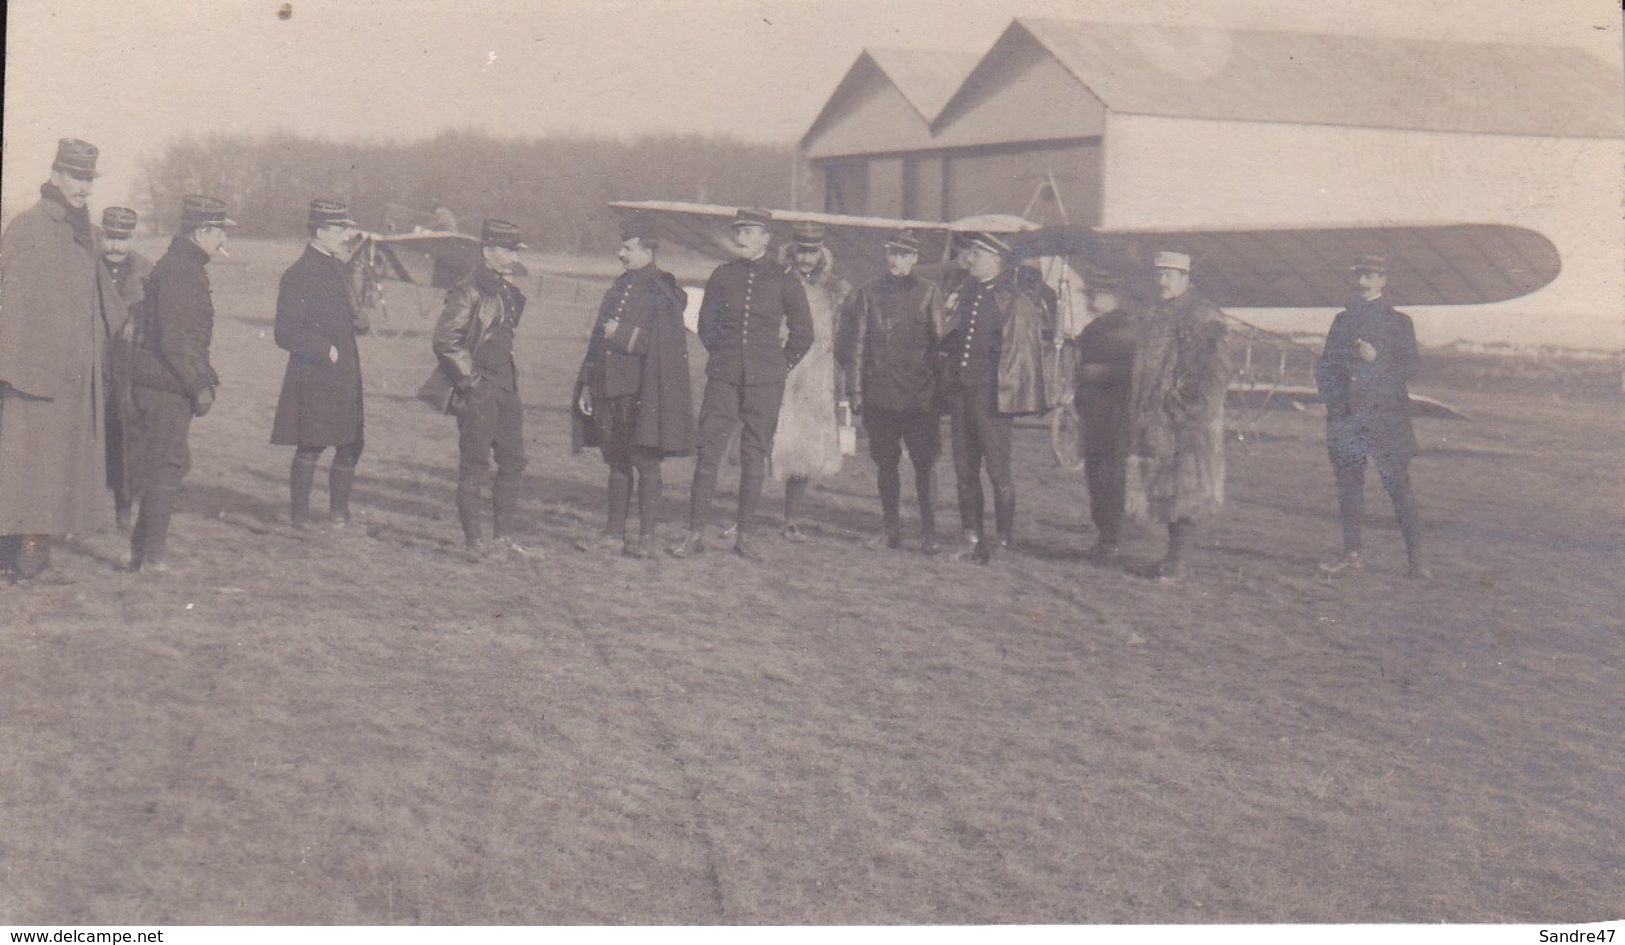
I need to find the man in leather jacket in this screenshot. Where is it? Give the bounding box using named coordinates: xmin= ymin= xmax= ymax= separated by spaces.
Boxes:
xmin=431 ymin=219 xmax=532 ymax=558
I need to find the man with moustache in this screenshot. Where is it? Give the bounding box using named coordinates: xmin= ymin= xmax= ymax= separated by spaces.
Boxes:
xmin=98 ymin=206 xmax=153 ymax=535
xmin=843 ymin=229 xmax=945 ymax=552
xmin=0 ymin=138 xmax=126 ymax=581
xmin=572 ymin=215 xmax=695 ymax=558
xmin=431 ymin=219 xmax=532 ymax=558
xmin=1315 ymin=254 xmax=1429 ymax=579
xmin=1124 ymin=251 xmax=1230 ymax=580
xmin=936 ymin=232 xmax=1048 ymax=564
xmin=126 ymin=195 xmax=236 ymax=573
xmin=670 ymin=208 xmax=813 ymax=560
xmin=270 ymin=199 xmax=367 ymax=530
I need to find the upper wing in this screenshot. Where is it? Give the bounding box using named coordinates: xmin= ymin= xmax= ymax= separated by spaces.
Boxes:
xmin=1010 ymin=223 xmax=1561 ymax=308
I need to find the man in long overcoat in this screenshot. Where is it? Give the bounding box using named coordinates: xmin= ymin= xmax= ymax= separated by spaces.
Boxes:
xmin=1124 ymin=251 xmax=1230 ymax=580
xmin=0 ymin=138 xmax=126 ymax=580
xmin=126 ymin=195 xmax=234 ymax=572
xmin=572 ymin=215 xmax=694 ymax=558
xmin=99 ymin=206 xmax=152 ymax=534
xmin=270 ymin=199 xmax=366 ymax=529
xmin=1073 ymin=267 xmax=1139 ymax=562
xmin=936 ymin=232 xmax=1048 ymax=564
xmin=1315 ymin=254 xmax=1428 ymax=579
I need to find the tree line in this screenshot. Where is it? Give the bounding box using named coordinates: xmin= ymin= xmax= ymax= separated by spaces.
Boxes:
xmin=137 ymin=128 xmax=797 ymax=252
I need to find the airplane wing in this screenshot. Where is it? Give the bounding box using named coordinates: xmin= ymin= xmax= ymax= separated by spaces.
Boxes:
xmin=365 ymin=231 xmax=483 ymax=288
xmin=608 ymin=200 xmax=1036 ymax=278
xmin=1225 ymin=383 xmax=1469 ymax=420
xmin=1011 ymin=223 xmax=1561 ymax=308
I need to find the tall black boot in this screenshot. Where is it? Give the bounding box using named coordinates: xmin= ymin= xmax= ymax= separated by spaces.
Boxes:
xmin=492 ymin=470 xmax=522 ymax=540
xmin=1159 ymin=519 xmax=1193 ymax=579
xmin=289 ymin=451 xmax=319 ymax=528
xmin=915 ymin=462 xmax=938 ymax=552
xmin=329 ymin=460 xmax=356 ymax=525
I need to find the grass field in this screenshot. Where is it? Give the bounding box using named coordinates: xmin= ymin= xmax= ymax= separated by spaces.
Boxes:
xmin=2 ymin=239 xmax=1621 ymax=924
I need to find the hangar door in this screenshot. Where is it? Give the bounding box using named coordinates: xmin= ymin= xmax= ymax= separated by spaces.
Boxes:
xmin=942 ymin=139 xmax=1101 ymax=224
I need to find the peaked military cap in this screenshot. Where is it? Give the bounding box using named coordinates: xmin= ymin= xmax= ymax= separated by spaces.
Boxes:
xmin=1350 ymin=253 xmax=1388 ymax=274
xmin=963 ymin=231 xmax=1012 ymax=256
xmin=619 ymin=213 xmax=658 ymax=242
xmin=884 ymin=229 xmax=921 ymax=254
xmin=481 ymin=218 xmax=526 ymax=249
xmin=1152 ymin=250 xmax=1191 ymax=272
xmin=101 ymin=206 xmax=139 ymax=237
xmin=732 ymin=207 xmax=772 ymax=229
xmin=308 ymin=198 xmax=357 ymax=229
xmin=180 ymin=194 xmax=237 ymax=229
xmin=52 ymin=138 xmax=101 ymax=178
xmin=791 ymin=222 xmax=826 ymax=248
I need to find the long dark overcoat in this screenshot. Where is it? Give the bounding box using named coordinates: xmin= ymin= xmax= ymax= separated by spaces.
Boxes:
xmin=270 ymin=244 xmax=364 ymax=447
xmin=0 ymin=192 xmax=125 ymax=534
xmin=572 ymin=265 xmax=695 ymax=455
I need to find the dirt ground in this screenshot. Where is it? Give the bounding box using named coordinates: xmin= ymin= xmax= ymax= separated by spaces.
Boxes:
xmin=2 ymin=239 xmax=1620 ymax=924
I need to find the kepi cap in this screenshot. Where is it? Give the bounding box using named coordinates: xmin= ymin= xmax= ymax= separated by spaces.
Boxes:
xmin=791 ymin=222 xmax=825 ymax=248
xmin=732 ymin=207 xmax=772 ymax=229
xmin=53 ymin=138 xmax=101 ymax=178
xmin=101 ymin=206 xmax=138 ymax=237
xmin=1350 ymin=253 xmax=1388 ymax=274
xmin=884 ymin=229 xmax=920 ymax=254
xmin=1152 ymin=250 xmax=1191 ymax=272
xmin=180 ymin=194 xmax=237 ymax=229
xmin=481 ymin=218 xmax=526 ymax=249
xmin=963 ymin=231 xmax=1011 ymax=256
xmin=308 ymin=198 xmax=357 ymax=229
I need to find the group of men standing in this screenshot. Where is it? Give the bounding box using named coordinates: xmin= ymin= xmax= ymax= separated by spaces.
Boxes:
xmin=0 ymin=136 xmax=1428 ymax=583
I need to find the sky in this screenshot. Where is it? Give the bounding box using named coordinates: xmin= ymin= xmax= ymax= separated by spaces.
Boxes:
xmin=4 ymin=0 xmax=1621 ymax=218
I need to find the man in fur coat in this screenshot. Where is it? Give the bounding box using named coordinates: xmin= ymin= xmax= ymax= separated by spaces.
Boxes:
xmin=1124 ymin=251 xmax=1230 ymax=580
xmin=772 ymin=222 xmax=851 ymax=539
xmin=572 ymin=215 xmax=695 ymax=558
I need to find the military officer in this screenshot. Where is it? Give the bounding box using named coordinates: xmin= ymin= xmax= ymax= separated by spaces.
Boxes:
xmin=572 ymin=215 xmax=695 ymax=558
xmin=126 ymin=195 xmax=235 ymax=573
xmin=99 ymin=206 xmax=153 ymax=534
xmin=270 ymin=199 xmax=366 ymax=530
xmin=936 ymin=232 xmax=1048 ymax=564
xmin=843 ymin=228 xmax=946 ymax=552
xmin=431 ymin=219 xmax=532 ymax=558
xmin=0 ymin=138 xmax=126 ymax=580
xmin=1123 ymin=251 xmax=1230 ymax=580
xmin=671 ymin=208 xmax=814 ymax=560
xmin=1316 ymin=254 xmax=1429 ymax=579
xmin=1073 ymin=267 xmax=1138 ymax=562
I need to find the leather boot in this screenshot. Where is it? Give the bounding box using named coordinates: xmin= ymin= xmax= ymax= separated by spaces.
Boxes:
xmin=329 ymin=460 xmax=356 ymax=526
xmin=289 ymin=452 xmax=318 ymax=528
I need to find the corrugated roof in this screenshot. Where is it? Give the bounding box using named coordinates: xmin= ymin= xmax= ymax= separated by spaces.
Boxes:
xmin=864 ymin=48 xmax=982 ymax=124
xmin=944 ymin=18 xmax=1624 ymax=139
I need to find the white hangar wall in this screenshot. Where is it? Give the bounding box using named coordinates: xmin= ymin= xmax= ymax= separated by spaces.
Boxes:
xmin=1101 ymin=113 xmax=1625 ymax=349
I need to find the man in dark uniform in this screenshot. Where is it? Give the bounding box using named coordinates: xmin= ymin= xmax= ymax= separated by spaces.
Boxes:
xmin=270 ymin=199 xmax=366 ymax=530
xmin=99 ymin=206 xmax=153 ymax=534
xmin=843 ymin=229 xmax=945 ymax=552
xmin=1316 ymin=254 xmax=1429 ymax=579
xmin=432 ymin=219 xmax=531 ymax=558
xmin=936 ymin=232 xmax=1048 ymax=564
xmin=671 ymin=208 xmax=814 ymax=560
xmin=572 ymin=215 xmax=695 ymax=558
xmin=126 ymin=195 xmax=234 ymax=572
xmin=1073 ymin=267 xmax=1138 ymax=562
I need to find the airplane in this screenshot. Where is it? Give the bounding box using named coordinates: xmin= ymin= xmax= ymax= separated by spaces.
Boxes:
xmin=608 ymin=199 xmax=1548 ymax=466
